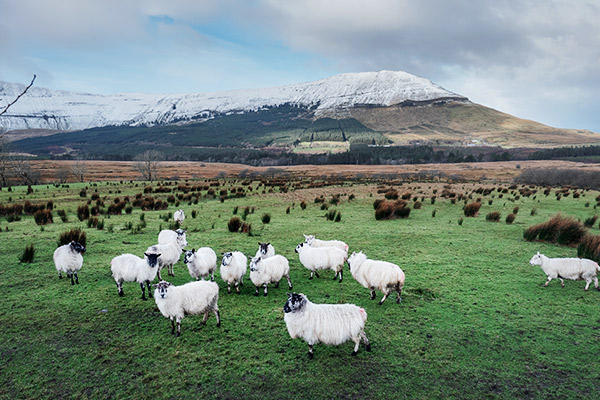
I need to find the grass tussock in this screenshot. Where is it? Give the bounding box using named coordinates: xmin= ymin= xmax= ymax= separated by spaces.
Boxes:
xmin=374 ymin=199 xmax=410 ymax=220
xmin=523 ymin=214 xmax=586 ymax=246
xmin=577 ymin=234 xmax=600 ymax=263
xmin=485 ymin=211 xmax=501 ymax=222
xmin=19 ymin=244 xmax=35 ymax=263
xmin=58 ymin=228 xmax=87 ymax=247
xmin=464 ymin=202 xmax=481 ymax=217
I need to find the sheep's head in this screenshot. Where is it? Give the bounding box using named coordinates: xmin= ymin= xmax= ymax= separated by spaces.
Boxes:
xmin=221 ymin=252 xmax=233 ymax=267
xmin=183 ymin=249 xmax=196 ymax=264
xmin=529 ymin=252 xmax=543 ymax=266
xmin=175 ymin=229 xmax=186 ymax=236
xmin=70 ymin=241 xmax=86 ymax=254
xmin=153 ymin=281 xmax=172 ymax=298
xmin=257 ymin=242 xmax=270 ymax=256
xmin=176 ymin=235 xmax=188 ymax=249
xmin=294 ymin=243 xmax=305 ymax=253
xmin=144 ymin=252 xmax=161 ymax=268
xmin=284 ymin=292 xmax=307 ymax=313
xmin=347 ymin=251 xmax=366 ymax=270
xmin=249 ymin=256 xmax=261 ymax=272
xmin=303 ymin=234 xmax=315 ymax=245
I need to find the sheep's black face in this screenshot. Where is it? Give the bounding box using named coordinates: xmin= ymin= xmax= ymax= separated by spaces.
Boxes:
xmin=70 ymin=241 xmax=86 ymax=254
xmin=283 ymin=293 xmax=306 ymax=313
xmin=249 ymin=256 xmax=261 ymax=272
xmin=183 ymin=249 xmax=195 ymax=264
xmin=155 ymin=281 xmax=172 ymax=299
xmin=221 ymin=252 xmax=233 ymax=266
xmin=294 ymin=243 xmax=304 ymax=253
xmin=258 ymin=242 xmax=270 ymax=256
xmin=145 ymin=253 xmax=161 ymax=268
xmin=175 ymin=229 xmax=186 ymax=237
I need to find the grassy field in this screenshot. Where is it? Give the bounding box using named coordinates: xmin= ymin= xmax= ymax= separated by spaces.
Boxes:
xmin=1 ymin=177 xmax=599 ymax=399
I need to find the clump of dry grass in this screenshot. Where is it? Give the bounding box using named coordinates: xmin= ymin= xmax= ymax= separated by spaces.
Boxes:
xmin=523 ymin=214 xmax=586 ymax=246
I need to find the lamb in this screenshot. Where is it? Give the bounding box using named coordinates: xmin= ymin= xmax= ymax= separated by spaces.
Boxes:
xmin=153 ymin=280 xmax=220 ymax=337
xmin=295 ymin=242 xmax=347 ymax=282
xmin=254 ymin=242 xmax=275 ymax=259
xmin=529 ymin=252 xmax=600 ymax=291
xmin=110 ymin=251 xmax=161 ymax=300
xmin=347 ymin=251 xmax=405 ymax=305
xmin=147 ymin=237 xmax=187 ymax=281
xmin=249 ymin=255 xmax=293 ymax=296
xmin=174 ymin=209 xmax=185 ymax=226
xmin=220 ymin=251 xmax=247 ymax=294
xmin=283 ymin=292 xmax=370 ymax=359
xmin=158 ymin=228 xmax=186 ymax=246
xmin=53 ymin=241 xmax=86 ymax=285
xmin=183 ymin=247 xmax=217 ymax=281
xmin=303 ymin=234 xmax=349 ymax=254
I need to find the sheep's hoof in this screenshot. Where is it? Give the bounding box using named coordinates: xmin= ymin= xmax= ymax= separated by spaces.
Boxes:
xmin=58 ymin=275 xmax=62 ymax=279
xmin=396 ymin=297 xmax=402 ymax=304
xmin=263 ymin=292 xmax=268 ymax=297
xmin=333 ymin=275 xmax=337 ymax=280
xmin=309 ymin=276 xmax=313 ymax=280
xmin=175 ymin=332 xmax=180 ymax=338
xmin=308 ymin=352 xmax=314 ymax=360
xmin=274 ymin=282 xmax=280 ymax=288
xmin=227 ymin=288 xmax=231 ymax=294
xmin=118 ymin=291 xmax=124 ymax=297
xmin=254 ymin=292 xmax=259 ymax=297
xmin=366 ymin=344 xmax=371 ymax=352
xmin=71 ymin=281 xmax=75 ymax=286
xmin=351 ymin=351 xmax=357 ymax=357
xmin=75 ymin=280 xmax=79 ymax=285
xmin=338 ymin=278 xmax=343 ymax=283
xmin=216 ymin=322 xmax=221 ymax=328
xmin=378 ymin=301 xmax=384 ymax=306
xmin=141 ymin=296 xmax=147 ymax=301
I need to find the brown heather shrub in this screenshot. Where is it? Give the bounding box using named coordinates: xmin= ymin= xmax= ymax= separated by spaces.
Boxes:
xmin=374 ymin=199 xmax=410 ymax=220
xmin=20 ymin=244 xmax=35 ymax=263
xmin=577 ymin=235 xmax=600 ymax=262
xmin=583 ymin=215 xmax=598 ymax=228
xmin=485 ymin=211 xmax=501 ymax=222
xmin=401 ymin=192 xmax=412 ymax=200
xmin=228 ymin=217 xmax=242 ymax=232
xmin=513 ymin=206 xmax=519 ymax=214
xmin=34 ymin=209 xmax=53 ymax=225
xmin=505 ymin=213 xmax=516 ymax=224
xmin=464 ymin=202 xmax=481 ymax=217
xmin=523 ymin=214 xmax=586 ymax=246
xmin=58 ymin=228 xmax=86 ymax=247
xmin=77 ymin=205 xmax=90 ymax=221
xmin=413 ymin=201 xmax=422 ymax=209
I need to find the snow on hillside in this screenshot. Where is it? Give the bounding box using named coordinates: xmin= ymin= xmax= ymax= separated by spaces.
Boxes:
xmin=0 ymin=71 xmax=466 ymax=131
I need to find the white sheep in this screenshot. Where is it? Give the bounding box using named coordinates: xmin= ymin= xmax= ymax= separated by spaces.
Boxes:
xmin=347 ymin=251 xmax=405 ymax=305
xmin=153 ymin=280 xmax=220 ymax=337
xmin=529 ymin=252 xmax=600 ymax=291
xmin=283 ymin=293 xmax=370 ymax=359
xmin=184 ymin=247 xmax=217 ymax=281
xmin=295 ymin=242 xmax=347 ymax=282
xmin=158 ymin=228 xmax=186 ymax=245
xmin=110 ymin=251 xmax=161 ymax=300
xmin=303 ymin=234 xmax=349 ymax=254
xmin=147 ymin=237 xmax=187 ymax=281
xmin=254 ymin=242 xmax=275 ymax=259
xmin=249 ymin=255 xmax=293 ymax=296
xmin=220 ymin=251 xmax=247 ymax=294
xmin=174 ymin=209 xmax=185 ymax=226
xmin=53 ymin=241 xmax=86 ymax=285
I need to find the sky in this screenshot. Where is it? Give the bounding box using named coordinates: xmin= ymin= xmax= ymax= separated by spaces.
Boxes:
xmin=1 ymin=0 xmax=600 ymax=133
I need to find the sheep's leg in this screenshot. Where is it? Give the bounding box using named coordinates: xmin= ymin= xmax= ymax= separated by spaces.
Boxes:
xmin=309 ymin=271 xmax=314 ymax=280
xmin=543 ymin=277 xmax=552 ymax=287
xmin=146 ymin=280 xmax=153 ymax=298
xmin=58 ymin=271 xmax=62 ymax=279
xmin=361 ymin=331 xmax=371 ymax=352
xmin=379 ymin=291 xmax=390 ymax=305
xmin=333 ymin=272 xmax=338 ymax=280
xmin=594 ymin=277 xmax=599 ymax=291
xmin=74 ymin=272 xmax=79 ymax=285
xmin=117 ymin=280 xmax=124 ymax=297
xmin=170 ymin=317 xmax=175 ymax=335
xmin=254 ymin=286 xmax=260 ymax=296
xmin=168 ymin=264 xmax=174 ymax=277
xmin=559 ymin=278 xmax=565 ymax=288
xmin=285 ymin=274 xmax=293 ymax=290
xmin=239 ymin=277 xmax=244 ymax=286
xmin=351 ymin=337 xmax=361 ymax=356
xmin=175 ymin=318 xmax=181 ymax=337
xmin=369 ymin=289 xmax=376 ymax=300
xmin=307 ymin=344 xmax=314 ymax=360
xmin=263 ymin=284 xmax=268 ymax=297
xmin=140 ymin=283 xmax=147 ymax=301
xmin=201 ymin=311 xmax=209 ymax=326
xmin=338 ymin=268 xmax=343 ymax=283
xmin=211 ymin=271 xmax=215 ymax=282
xmin=274 ymin=281 xmax=280 ymax=288
xmin=69 ymin=272 xmax=75 ymax=285
xmin=214 ymin=310 xmax=220 ymax=327
xmin=157 ymin=267 xmax=163 ymax=281
xmin=314 ymin=271 xmax=320 ymax=278
xmin=584 ymin=279 xmax=591 ymax=291
xmin=235 ymin=282 xmax=241 ymax=294
xmin=227 ymin=283 xmax=232 ymax=294
xmin=396 ymin=283 xmax=403 ymax=303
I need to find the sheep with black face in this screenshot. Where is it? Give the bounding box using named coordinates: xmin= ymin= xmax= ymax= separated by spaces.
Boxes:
xmin=283 ymin=293 xmax=370 ymax=359
xmin=110 ymin=251 xmax=161 ymax=300
xmin=53 ymin=241 xmax=86 ymax=285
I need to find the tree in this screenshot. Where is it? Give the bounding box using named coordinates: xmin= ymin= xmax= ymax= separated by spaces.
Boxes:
xmin=71 ymin=159 xmax=87 ymax=182
xmin=134 ymin=150 xmax=163 ymax=181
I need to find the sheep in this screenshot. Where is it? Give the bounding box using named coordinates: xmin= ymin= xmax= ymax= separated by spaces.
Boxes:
xmin=347 ymin=251 xmax=406 ymax=305
xmin=303 ymin=234 xmax=349 ymax=254
xmin=158 ymin=228 xmax=186 ymax=246
xmin=110 ymin=251 xmax=161 ymax=300
xmin=147 ymin=237 xmax=187 ymax=281
xmin=283 ymin=292 xmax=370 ymax=359
xmin=249 ymin=255 xmax=293 ymax=296
xmin=174 ymin=209 xmax=185 ymax=226
xmin=295 ymin=242 xmax=347 ymax=282
xmin=220 ymin=251 xmax=247 ymax=294
xmin=153 ymin=280 xmax=220 ymax=337
xmin=53 ymin=241 xmax=86 ymax=285
xmin=183 ymin=247 xmax=217 ymax=281
xmin=529 ymin=252 xmax=600 ymax=291
xmin=254 ymin=242 xmax=275 ymax=259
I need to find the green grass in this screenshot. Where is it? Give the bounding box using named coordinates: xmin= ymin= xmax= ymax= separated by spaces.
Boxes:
xmin=1 ymin=180 xmax=600 ymax=399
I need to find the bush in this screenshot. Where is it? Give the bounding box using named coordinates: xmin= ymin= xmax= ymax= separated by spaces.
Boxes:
xmin=20 ymin=244 xmax=35 ymax=263
xmin=300 ymin=201 xmax=307 ymax=210
xmin=584 ymin=215 xmax=598 ymax=228
xmin=261 ymin=213 xmax=271 ymax=224
xmin=513 ymin=206 xmax=519 ymax=214
xmin=464 ymin=202 xmax=481 ymax=217
xmin=413 ymin=201 xmax=422 ymax=210
xmin=374 ymin=199 xmax=410 ymax=220
xmin=228 ymin=217 xmax=242 ymax=232
xmin=58 ymin=228 xmax=86 ymax=247
xmin=77 ymin=205 xmax=90 ymax=221
xmin=57 ymin=209 xmax=68 ymax=222
xmin=485 ymin=211 xmax=501 ymax=222
xmin=523 ymin=214 xmax=586 ymax=246
xmin=505 ymin=213 xmax=516 ymax=224
xmin=34 ymin=210 xmax=53 ymax=225
xmin=577 ymin=234 xmax=600 ymax=262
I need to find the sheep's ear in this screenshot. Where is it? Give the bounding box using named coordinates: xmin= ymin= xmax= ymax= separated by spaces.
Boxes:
xmin=192 ymin=248 xmax=196 ymax=253
xmin=537 ymin=251 xmax=540 ymax=255
xmin=266 ymin=243 xmax=270 ymax=246
xmin=258 ymin=242 xmax=261 ymax=245
xmin=144 ymin=252 xmax=149 ymax=257
xmin=303 ymin=234 xmax=308 ymax=239
xmin=286 ymin=292 xmax=293 ymax=297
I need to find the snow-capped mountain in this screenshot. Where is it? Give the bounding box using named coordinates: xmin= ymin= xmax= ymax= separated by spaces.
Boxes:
xmin=0 ymin=71 xmax=466 ymax=131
